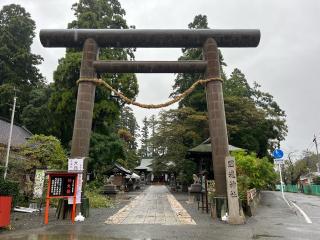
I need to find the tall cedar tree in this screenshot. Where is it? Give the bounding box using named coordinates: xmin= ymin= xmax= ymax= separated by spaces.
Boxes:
xmin=148 ymin=115 xmax=157 ymax=157
xmin=0 ymin=4 xmax=44 ymax=122
xmin=48 ymin=0 xmax=138 ymax=147
xmin=139 ymin=117 xmax=149 ymax=158
xmin=18 ymin=1 xmax=139 ymax=176
xmin=118 ymin=106 xmax=139 ymax=150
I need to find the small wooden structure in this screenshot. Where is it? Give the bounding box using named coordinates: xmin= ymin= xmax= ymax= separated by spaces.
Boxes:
xmin=44 ymin=171 xmax=79 ymax=224
xmin=104 ymin=163 xmax=131 ymax=189
xmin=187 ymin=138 xmax=242 ymax=179
xmin=134 ymin=158 xmax=153 ymax=184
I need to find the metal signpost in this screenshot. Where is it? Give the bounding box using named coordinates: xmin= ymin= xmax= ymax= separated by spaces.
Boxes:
xmin=273 ymin=149 xmax=284 ymax=197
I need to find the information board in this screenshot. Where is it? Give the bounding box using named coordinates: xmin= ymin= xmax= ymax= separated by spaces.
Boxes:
xmin=49 ymin=175 xmax=76 ymax=197
xmin=45 ymin=172 xmax=78 ymax=225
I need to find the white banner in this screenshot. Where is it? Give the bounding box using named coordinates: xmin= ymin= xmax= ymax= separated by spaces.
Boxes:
xmin=68 ymin=158 xmax=84 ymax=204
xmin=33 ymin=169 xmax=45 ymax=199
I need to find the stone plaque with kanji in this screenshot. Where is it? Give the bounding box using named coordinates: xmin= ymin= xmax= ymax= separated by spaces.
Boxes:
xmin=225 ymin=156 xmax=245 ymax=224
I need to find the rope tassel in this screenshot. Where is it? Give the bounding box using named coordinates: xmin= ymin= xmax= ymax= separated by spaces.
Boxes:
xmin=77 ymin=77 xmax=222 ymax=109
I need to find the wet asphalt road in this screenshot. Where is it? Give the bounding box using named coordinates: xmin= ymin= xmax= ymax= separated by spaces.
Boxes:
xmin=1 ymin=189 xmax=320 ymax=240
xmin=285 ymin=191 xmax=320 ymax=225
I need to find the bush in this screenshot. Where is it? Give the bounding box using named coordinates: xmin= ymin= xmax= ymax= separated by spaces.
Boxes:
xmin=232 ymin=150 xmax=277 ymax=203
xmin=21 ymin=134 xmax=67 ymax=170
xmin=85 ymin=182 xmax=113 ymax=208
xmin=0 ymin=179 xmax=19 ymax=206
xmin=85 ymin=189 xmax=113 ymax=208
xmin=232 ymin=150 xmax=277 ymax=190
xmin=313 ymin=176 xmax=320 ymax=185
xmin=0 ymin=166 xmax=4 ymax=177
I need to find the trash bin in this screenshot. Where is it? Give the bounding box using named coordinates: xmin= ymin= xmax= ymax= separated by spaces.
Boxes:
xmin=0 ymin=196 xmax=12 ymax=227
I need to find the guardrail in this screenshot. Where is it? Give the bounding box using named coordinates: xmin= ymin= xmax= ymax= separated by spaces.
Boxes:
xmin=276 ymin=184 xmax=320 ymax=196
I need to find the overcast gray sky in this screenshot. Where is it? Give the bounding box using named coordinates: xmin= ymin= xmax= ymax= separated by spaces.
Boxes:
xmin=1 ymin=0 xmax=320 ymax=157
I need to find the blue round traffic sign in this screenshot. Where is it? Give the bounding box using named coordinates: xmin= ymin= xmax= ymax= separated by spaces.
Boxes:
xmin=272 ymin=149 xmax=284 ymax=159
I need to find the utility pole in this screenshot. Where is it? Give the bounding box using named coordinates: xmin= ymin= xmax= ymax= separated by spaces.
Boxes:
xmin=313 ymin=135 xmax=320 ymax=172
xmin=4 ymin=96 xmax=17 ymax=180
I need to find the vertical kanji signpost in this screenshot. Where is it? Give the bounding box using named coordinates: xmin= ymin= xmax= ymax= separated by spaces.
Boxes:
xmin=225 ymin=156 xmax=245 ymax=224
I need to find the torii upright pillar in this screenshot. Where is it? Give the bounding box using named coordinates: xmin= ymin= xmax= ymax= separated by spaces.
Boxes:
xmin=70 ymin=38 xmax=98 ymax=197
xmin=203 ymin=38 xmax=229 ymax=216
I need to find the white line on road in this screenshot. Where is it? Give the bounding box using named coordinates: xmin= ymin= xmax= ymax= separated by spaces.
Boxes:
xmin=281 ymin=193 xmax=292 ymax=208
xmin=290 ymin=201 xmax=312 ymax=224
xmin=279 ymin=191 xmax=312 ymax=224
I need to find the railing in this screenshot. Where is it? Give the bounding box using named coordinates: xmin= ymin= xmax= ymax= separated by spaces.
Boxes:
xmin=276 ymin=184 xmax=320 ymax=195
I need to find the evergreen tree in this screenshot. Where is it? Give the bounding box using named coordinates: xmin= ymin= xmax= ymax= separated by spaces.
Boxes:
xmin=47 ymin=0 xmax=138 ymax=147
xmin=171 ymin=14 xmax=226 ymax=111
xmin=0 ymin=4 xmax=44 ymax=121
xmin=118 ymin=106 xmax=139 ymax=150
xmin=21 ymin=86 xmax=53 ymax=135
xmin=139 ymin=117 xmax=149 ymax=158
xmin=150 ymin=108 xmax=207 ymax=184
xmin=148 ymin=114 xmax=157 ymax=157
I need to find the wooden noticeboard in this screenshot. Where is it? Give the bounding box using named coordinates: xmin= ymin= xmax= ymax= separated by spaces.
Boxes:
xmin=44 ymin=172 xmax=79 ymax=224
xmin=49 ymin=175 xmax=76 ymax=197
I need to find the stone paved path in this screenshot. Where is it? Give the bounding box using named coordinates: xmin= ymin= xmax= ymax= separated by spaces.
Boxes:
xmin=105 ymin=185 xmax=196 ymax=225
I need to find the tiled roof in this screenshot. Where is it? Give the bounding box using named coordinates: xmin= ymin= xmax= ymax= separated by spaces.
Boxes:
xmin=188 ymin=138 xmax=242 ymax=153
xmin=0 ymin=118 xmax=32 ymax=147
xmin=114 ymin=163 xmax=132 ymax=175
xmin=134 ymin=158 xmax=153 ymax=171
xmin=188 ymin=144 xmax=242 ymax=153
xmin=105 ymin=163 xmax=132 ymax=175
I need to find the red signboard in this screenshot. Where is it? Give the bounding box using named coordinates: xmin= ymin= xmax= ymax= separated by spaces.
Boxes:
xmin=44 ymin=172 xmax=78 ymax=224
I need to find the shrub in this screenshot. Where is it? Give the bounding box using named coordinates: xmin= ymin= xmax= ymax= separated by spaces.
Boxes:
xmin=21 ymin=134 xmax=67 ymax=170
xmin=232 ymin=150 xmax=277 ymax=190
xmin=85 ymin=189 xmax=113 ymax=208
xmin=0 ymin=179 xmax=19 ymax=206
xmin=0 ymin=166 xmax=4 ymax=178
xmin=232 ymin=150 xmax=277 ymax=203
xmin=313 ymin=176 xmax=320 ymax=185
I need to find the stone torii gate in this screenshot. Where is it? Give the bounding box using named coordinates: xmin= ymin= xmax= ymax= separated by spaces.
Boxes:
xmin=40 ymin=29 xmax=260 ymax=224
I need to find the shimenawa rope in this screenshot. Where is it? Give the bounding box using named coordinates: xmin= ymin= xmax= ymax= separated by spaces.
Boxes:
xmin=76 ymin=77 xmax=222 ymax=109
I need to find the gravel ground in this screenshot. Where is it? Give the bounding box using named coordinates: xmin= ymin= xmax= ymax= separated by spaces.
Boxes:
xmin=3 ymin=188 xmax=146 ymax=232
xmin=5 ymin=186 xmax=217 ymax=232
xmin=1 ymin=187 xmax=246 ymax=240
xmin=4 ymin=189 xmax=314 ymax=240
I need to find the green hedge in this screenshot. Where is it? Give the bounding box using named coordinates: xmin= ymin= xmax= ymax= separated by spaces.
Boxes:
xmin=0 ymin=178 xmax=19 ymax=206
xmin=0 ymin=166 xmax=5 ymax=178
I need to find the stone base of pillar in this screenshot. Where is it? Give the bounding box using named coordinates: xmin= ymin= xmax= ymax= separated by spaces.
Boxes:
xmin=228 ymin=213 xmax=246 ymax=225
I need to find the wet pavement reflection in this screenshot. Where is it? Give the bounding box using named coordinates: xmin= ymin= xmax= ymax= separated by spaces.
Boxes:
xmin=1 ymin=234 xmax=131 ymax=240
